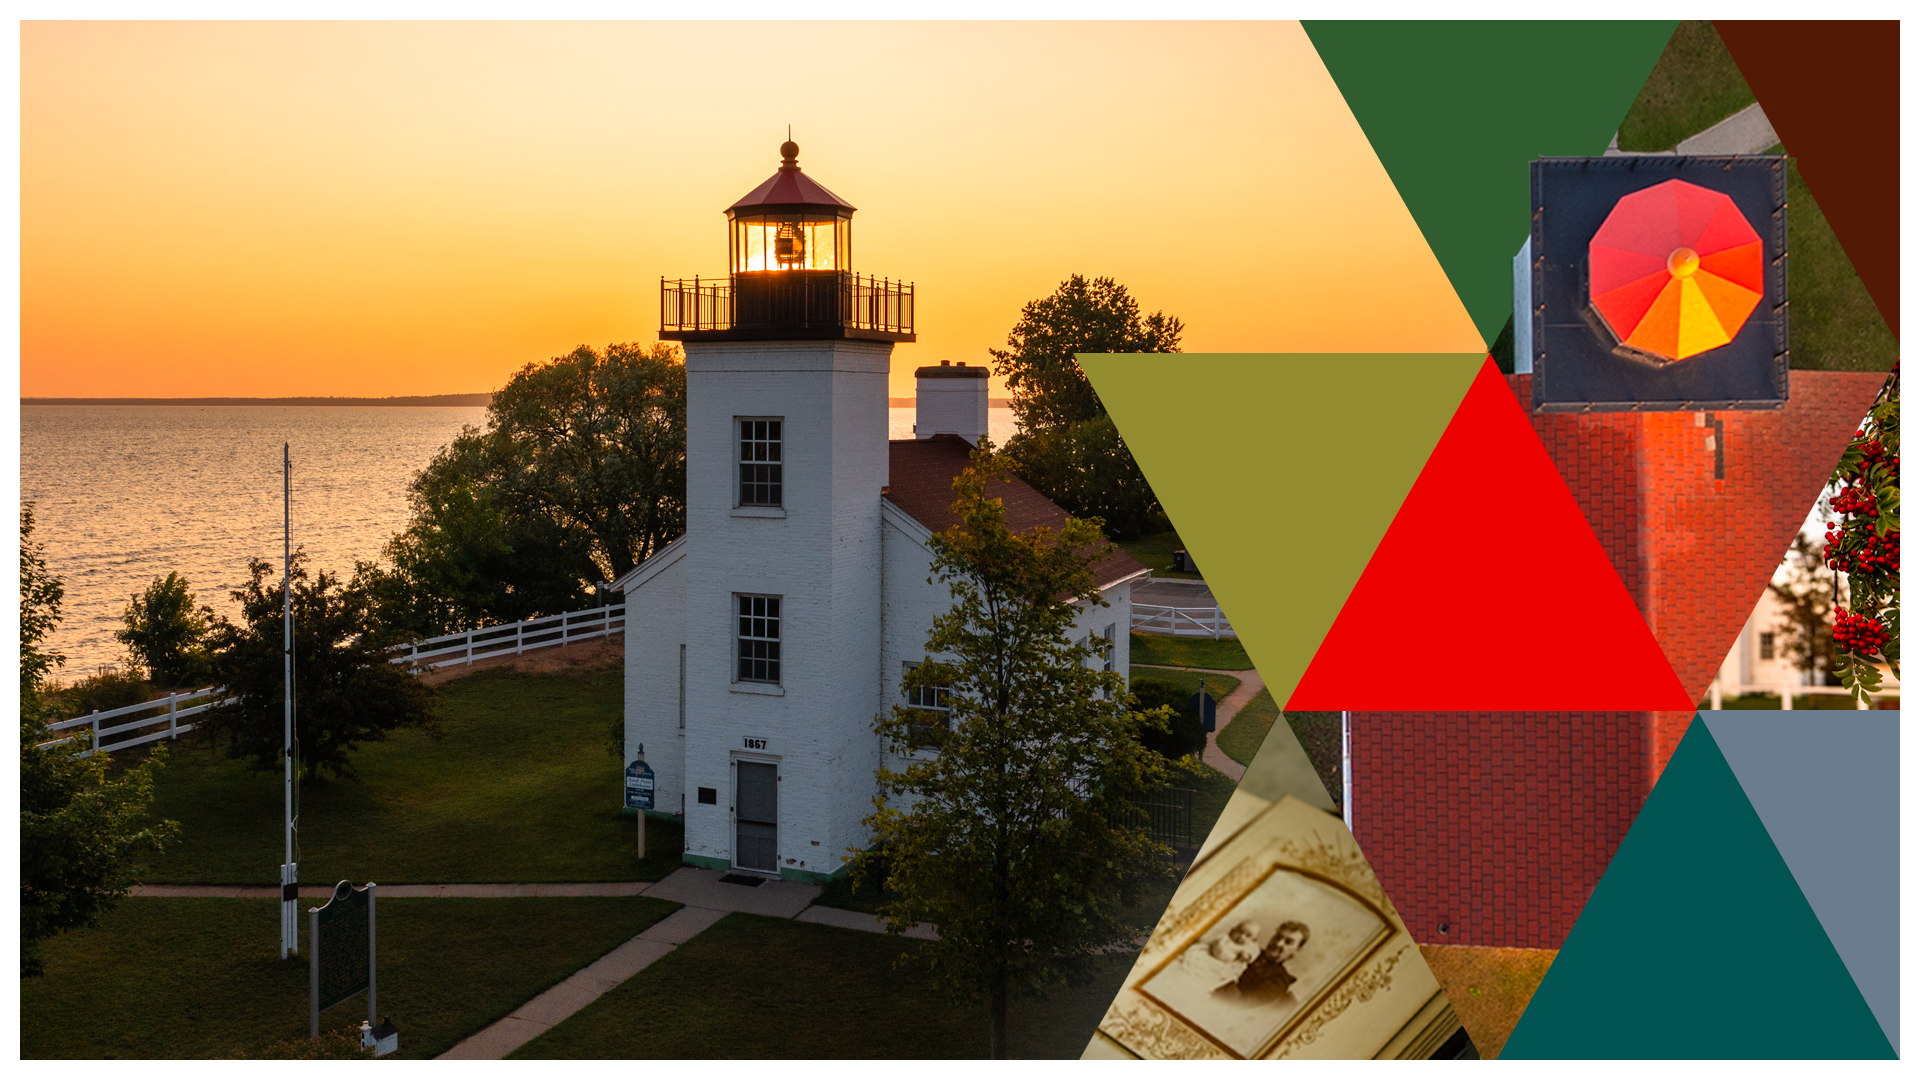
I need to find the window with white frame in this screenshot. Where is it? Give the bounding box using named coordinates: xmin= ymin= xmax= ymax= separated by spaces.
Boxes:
xmin=738 ymin=418 xmax=783 ymax=506
xmin=736 ymin=594 xmax=781 ymax=683
xmin=1101 ymin=624 xmax=1116 ymax=672
xmin=904 ymin=661 xmax=953 ymax=747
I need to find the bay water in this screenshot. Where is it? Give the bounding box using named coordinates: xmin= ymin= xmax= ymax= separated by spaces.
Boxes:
xmin=22 ymin=405 xmax=1013 ymax=674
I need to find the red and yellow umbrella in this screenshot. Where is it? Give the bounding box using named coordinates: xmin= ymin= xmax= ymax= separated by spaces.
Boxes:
xmin=1588 ymin=178 xmax=1764 ymax=362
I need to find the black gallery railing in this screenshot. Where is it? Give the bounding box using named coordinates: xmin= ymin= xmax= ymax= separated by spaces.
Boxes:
xmin=662 ymin=272 xmax=915 ymax=336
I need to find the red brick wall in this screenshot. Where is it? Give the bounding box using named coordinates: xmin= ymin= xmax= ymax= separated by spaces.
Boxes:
xmin=1508 ymin=372 xmax=1885 ymax=776
xmin=1350 ymin=712 xmax=1649 ymax=950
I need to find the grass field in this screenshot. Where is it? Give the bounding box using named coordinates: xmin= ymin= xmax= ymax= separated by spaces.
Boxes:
xmin=1117 ymin=530 xmax=1201 ymax=579
xmin=512 ymin=911 xmax=1135 ymax=1059
xmin=1614 ymin=21 xmax=1755 ymax=152
xmin=1215 ymin=687 xmax=1277 ymax=767
xmin=1285 ymin=711 xmax=1344 ymax=809
xmin=128 ymin=666 xmax=682 ymax=885
xmin=20 ymin=896 xmax=679 ymax=1059
xmin=1129 ymin=632 xmax=1252 ymax=671
xmin=1129 ymin=665 xmax=1240 ymax=713
xmin=1779 ymin=152 xmax=1900 ymax=373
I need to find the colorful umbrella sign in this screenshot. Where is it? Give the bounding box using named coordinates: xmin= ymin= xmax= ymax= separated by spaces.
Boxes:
xmin=1588 ymin=178 xmax=1765 ymax=362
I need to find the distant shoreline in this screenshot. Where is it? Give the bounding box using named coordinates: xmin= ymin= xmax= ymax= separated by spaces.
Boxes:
xmin=29 ymin=394 xmax=1012 ymax=408
xmin=23 ymin=394 xmax=495 ymax=407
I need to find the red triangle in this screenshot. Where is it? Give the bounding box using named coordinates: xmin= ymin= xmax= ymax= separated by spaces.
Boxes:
xmin=1288 ymin=358 xmax=1695 ymax=710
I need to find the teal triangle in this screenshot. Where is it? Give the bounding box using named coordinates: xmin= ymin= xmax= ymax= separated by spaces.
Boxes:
xmin=1701 ymin=711 xmax=1900 ymax=1052
xmin=1504 ymin=715 xmax=1894 ymax=1058
xmin=1303 ymin=21 xmax=1676 ymax=345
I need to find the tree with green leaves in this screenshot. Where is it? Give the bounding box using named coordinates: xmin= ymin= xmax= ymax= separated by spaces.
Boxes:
xmin=990 ymin=274 xmax=1183 ymax=431
xmin=204 ymin=552 xmax=438 ymax=781
xmin=1826 ymin=363 xmax=1900 ymax=704
xmin=856 ymin=450 xmax=1178 ymax=1058
xmin=117 ymin=572 xmax=213 ymax=688
xmin=20 ymin=504 xmax=179 ymax=976
xmin=371 ymin=341 xmax=687 ymax=636
xmin=1769 ymin=531 xmax=1837 ymax=692
xmin=991 ymin=276 xmax=1179 ymax=539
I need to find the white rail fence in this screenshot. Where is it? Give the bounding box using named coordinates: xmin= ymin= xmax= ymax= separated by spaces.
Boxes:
xmin=40 ymin=686 xmax=231 ymax=757
xmin=1710 ymin=680 xmax=1899 ymax=710
xmin=387 ymin=602 xmax=625 ymax=671
xmin=1130 ymin=604 xmax=1235 ymax=639
xmin=43 ymin=603 xmax=628 ymax=756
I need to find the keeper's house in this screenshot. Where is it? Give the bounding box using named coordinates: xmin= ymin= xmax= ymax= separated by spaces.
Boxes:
xmin=613 ymin=142 xmax=1146 ymax=883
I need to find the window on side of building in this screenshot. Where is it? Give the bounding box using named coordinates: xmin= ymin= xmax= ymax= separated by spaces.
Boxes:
xmin=1759 ymin=632 xmax=1775 ymax=661
xmin=1101 ymin=624 xmax=1116 ymax=672
xmin=904 ymin=660 xmax=953 ymax=747
xmin=738 ymin=418 xmax=783 ymax=506
xmin=737 ymin=594 xmax=781 ymax=683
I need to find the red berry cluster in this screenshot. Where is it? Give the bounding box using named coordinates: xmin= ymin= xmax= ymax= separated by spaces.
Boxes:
xmin=1825 ymin=526 xmax=1900 ymax=577
xmin=1834 ymin=608 xmax=1889 ymax=655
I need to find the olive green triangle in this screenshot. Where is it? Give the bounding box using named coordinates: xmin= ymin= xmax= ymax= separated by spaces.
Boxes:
xmin=1080 ymin=352 xmax=1483 ymax=707
xmin=1504 ymin=717 xmax=1894 ymax=1059
xmin=1303 ymin=21 xmax=1676 ymax=346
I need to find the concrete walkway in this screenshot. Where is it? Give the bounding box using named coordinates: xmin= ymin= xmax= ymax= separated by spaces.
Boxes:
xmin=1133 ymin=663 xmax=1265 ymax=783
xmin=137 ymin=865 xmax=934 ymax=1060
xmin=1606 ymin=101 xmax=1780 ymax=157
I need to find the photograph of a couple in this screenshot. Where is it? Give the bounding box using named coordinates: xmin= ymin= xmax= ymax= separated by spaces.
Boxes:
xmin=1141 ymin=865 xmax=1391 ymax=1057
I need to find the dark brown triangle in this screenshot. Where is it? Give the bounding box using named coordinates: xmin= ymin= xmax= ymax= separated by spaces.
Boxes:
xmin=1715 ymin=21 xmax=1900 ymax=338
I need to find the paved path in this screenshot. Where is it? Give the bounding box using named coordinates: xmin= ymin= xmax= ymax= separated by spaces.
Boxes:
xmin=136 ymin=865 xmax=936 ymax=1060
xmin=1606 ymin=101 xmax=1780 ymax=157
xmin=1133 ymin=663 xmax=1264 ymax=783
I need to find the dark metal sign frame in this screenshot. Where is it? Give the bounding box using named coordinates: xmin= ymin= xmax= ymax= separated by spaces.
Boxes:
xmin=1529 ymin=155 xmax=1788 ymax=413
xmin=309 ymin=880 xmax=376 ymax=1039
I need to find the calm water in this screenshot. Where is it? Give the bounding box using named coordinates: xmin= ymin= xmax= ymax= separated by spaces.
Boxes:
xmin=23 ymin=405 xmax=1013 ymax=673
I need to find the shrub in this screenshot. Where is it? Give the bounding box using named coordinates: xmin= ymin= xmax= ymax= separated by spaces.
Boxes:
xmin=1129 ymin=677 xmax=1207 ymax=762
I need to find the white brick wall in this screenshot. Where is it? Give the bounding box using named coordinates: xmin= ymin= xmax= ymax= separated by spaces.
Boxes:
xmin=680 ymin=339 xmax=893 ymax=880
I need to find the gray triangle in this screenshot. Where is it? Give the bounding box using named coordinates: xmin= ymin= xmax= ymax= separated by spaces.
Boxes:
xmin=1700 ymin=710 xmax=1899 ymax=1052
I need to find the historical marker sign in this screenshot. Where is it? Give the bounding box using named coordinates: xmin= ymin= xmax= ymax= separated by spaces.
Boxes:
xmin=310 ymin=881 xmax=377 ymax=1038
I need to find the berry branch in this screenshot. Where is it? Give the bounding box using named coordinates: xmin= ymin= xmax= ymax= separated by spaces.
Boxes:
xmin=1823 ymin=362 xmax=1900 ymax=705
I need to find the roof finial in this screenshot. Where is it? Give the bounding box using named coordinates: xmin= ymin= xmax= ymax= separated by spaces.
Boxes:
xmin=780 ymin=127 xmax=799 ymax=169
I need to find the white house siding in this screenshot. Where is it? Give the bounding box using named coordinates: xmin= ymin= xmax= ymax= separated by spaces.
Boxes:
xmin=679 ymin=339 xmax=893 ymax=882
xmin=621 ymin=543 xmax=687 ymax=816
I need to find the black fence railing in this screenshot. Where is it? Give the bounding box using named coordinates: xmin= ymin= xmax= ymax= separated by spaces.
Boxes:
xmin=661 ymin=272 xmax=914 ymax=336
xmin=1112 ymin=787 xmax=1196 ymax=848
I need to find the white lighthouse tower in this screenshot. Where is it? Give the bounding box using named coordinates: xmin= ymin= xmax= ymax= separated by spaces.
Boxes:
xmin=646 ymin=140 xmax=916 ymax=878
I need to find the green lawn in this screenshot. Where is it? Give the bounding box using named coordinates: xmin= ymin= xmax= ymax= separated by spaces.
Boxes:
xmin=1129 ymin=665 xmax=1240 ymax=712
xmin=1129 ymin=632 xmax=1252 ymax=671
xmin=1216 ymin=687 xmax=1277 ymax=767
xmin=1615 ymin=21 xmax=1755 ymax=152
xmin=1779 ymin=152 xmax=1900 ymax=372
xmin=128 ymin=666 xmax=683 ymax=884
xmin=512 ymin=912 xmax=1134 ymax=1059
xmin=21 ymin=896 xmax=679 ymax=1059
xmin=1117 ymin=530 xmax=1202 ymax=579
xmin=1285 ymin=711 xmax=1344 ymax=810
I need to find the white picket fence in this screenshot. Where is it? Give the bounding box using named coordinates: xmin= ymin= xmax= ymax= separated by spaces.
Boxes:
xmin=387 ymin=602 xmax=625 ymax=671
xmin=40 ymin=686 xmax=231 ymax=757
xmin=42 ymin=602 xmax=628 ymax=756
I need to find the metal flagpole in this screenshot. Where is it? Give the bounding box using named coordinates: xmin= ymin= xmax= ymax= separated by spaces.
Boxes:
xmin=281 ymin=443 xmax=298 ymax=958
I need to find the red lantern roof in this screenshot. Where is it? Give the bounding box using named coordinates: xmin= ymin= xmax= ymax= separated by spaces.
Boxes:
xmin=727 ymin=140 xmax=856 ymax=216
xmin=1589 ymin=178 xmax=1763 ymax=362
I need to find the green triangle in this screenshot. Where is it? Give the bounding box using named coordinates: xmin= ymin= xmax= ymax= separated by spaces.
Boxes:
xmin=1504 ymin=716 xmax=1893 ymax=1059
xmin=1303 ymin=21 xmax=1677 ymax=346
xmin=1080 ymin=352 xmax=1482 ymax=708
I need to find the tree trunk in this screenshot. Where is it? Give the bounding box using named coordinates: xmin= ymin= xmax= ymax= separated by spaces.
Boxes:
xmin=990 ymin=976 xmax=1008 ymax=1059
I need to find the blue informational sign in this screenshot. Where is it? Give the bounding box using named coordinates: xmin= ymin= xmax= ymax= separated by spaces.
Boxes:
xmin=625 ymin=745 xmax=656 ymax=811
xmin=1192 ymin=692 xmax=1217 ymax=733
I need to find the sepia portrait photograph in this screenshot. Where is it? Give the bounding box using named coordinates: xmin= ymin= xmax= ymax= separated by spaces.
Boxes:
xmin=1140 ymin=864 xmax=1391 ymax=1057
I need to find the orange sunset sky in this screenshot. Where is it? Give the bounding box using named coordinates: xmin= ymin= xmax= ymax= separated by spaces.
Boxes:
xmin=22 ymin=21 xmax=1482 ymax=399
